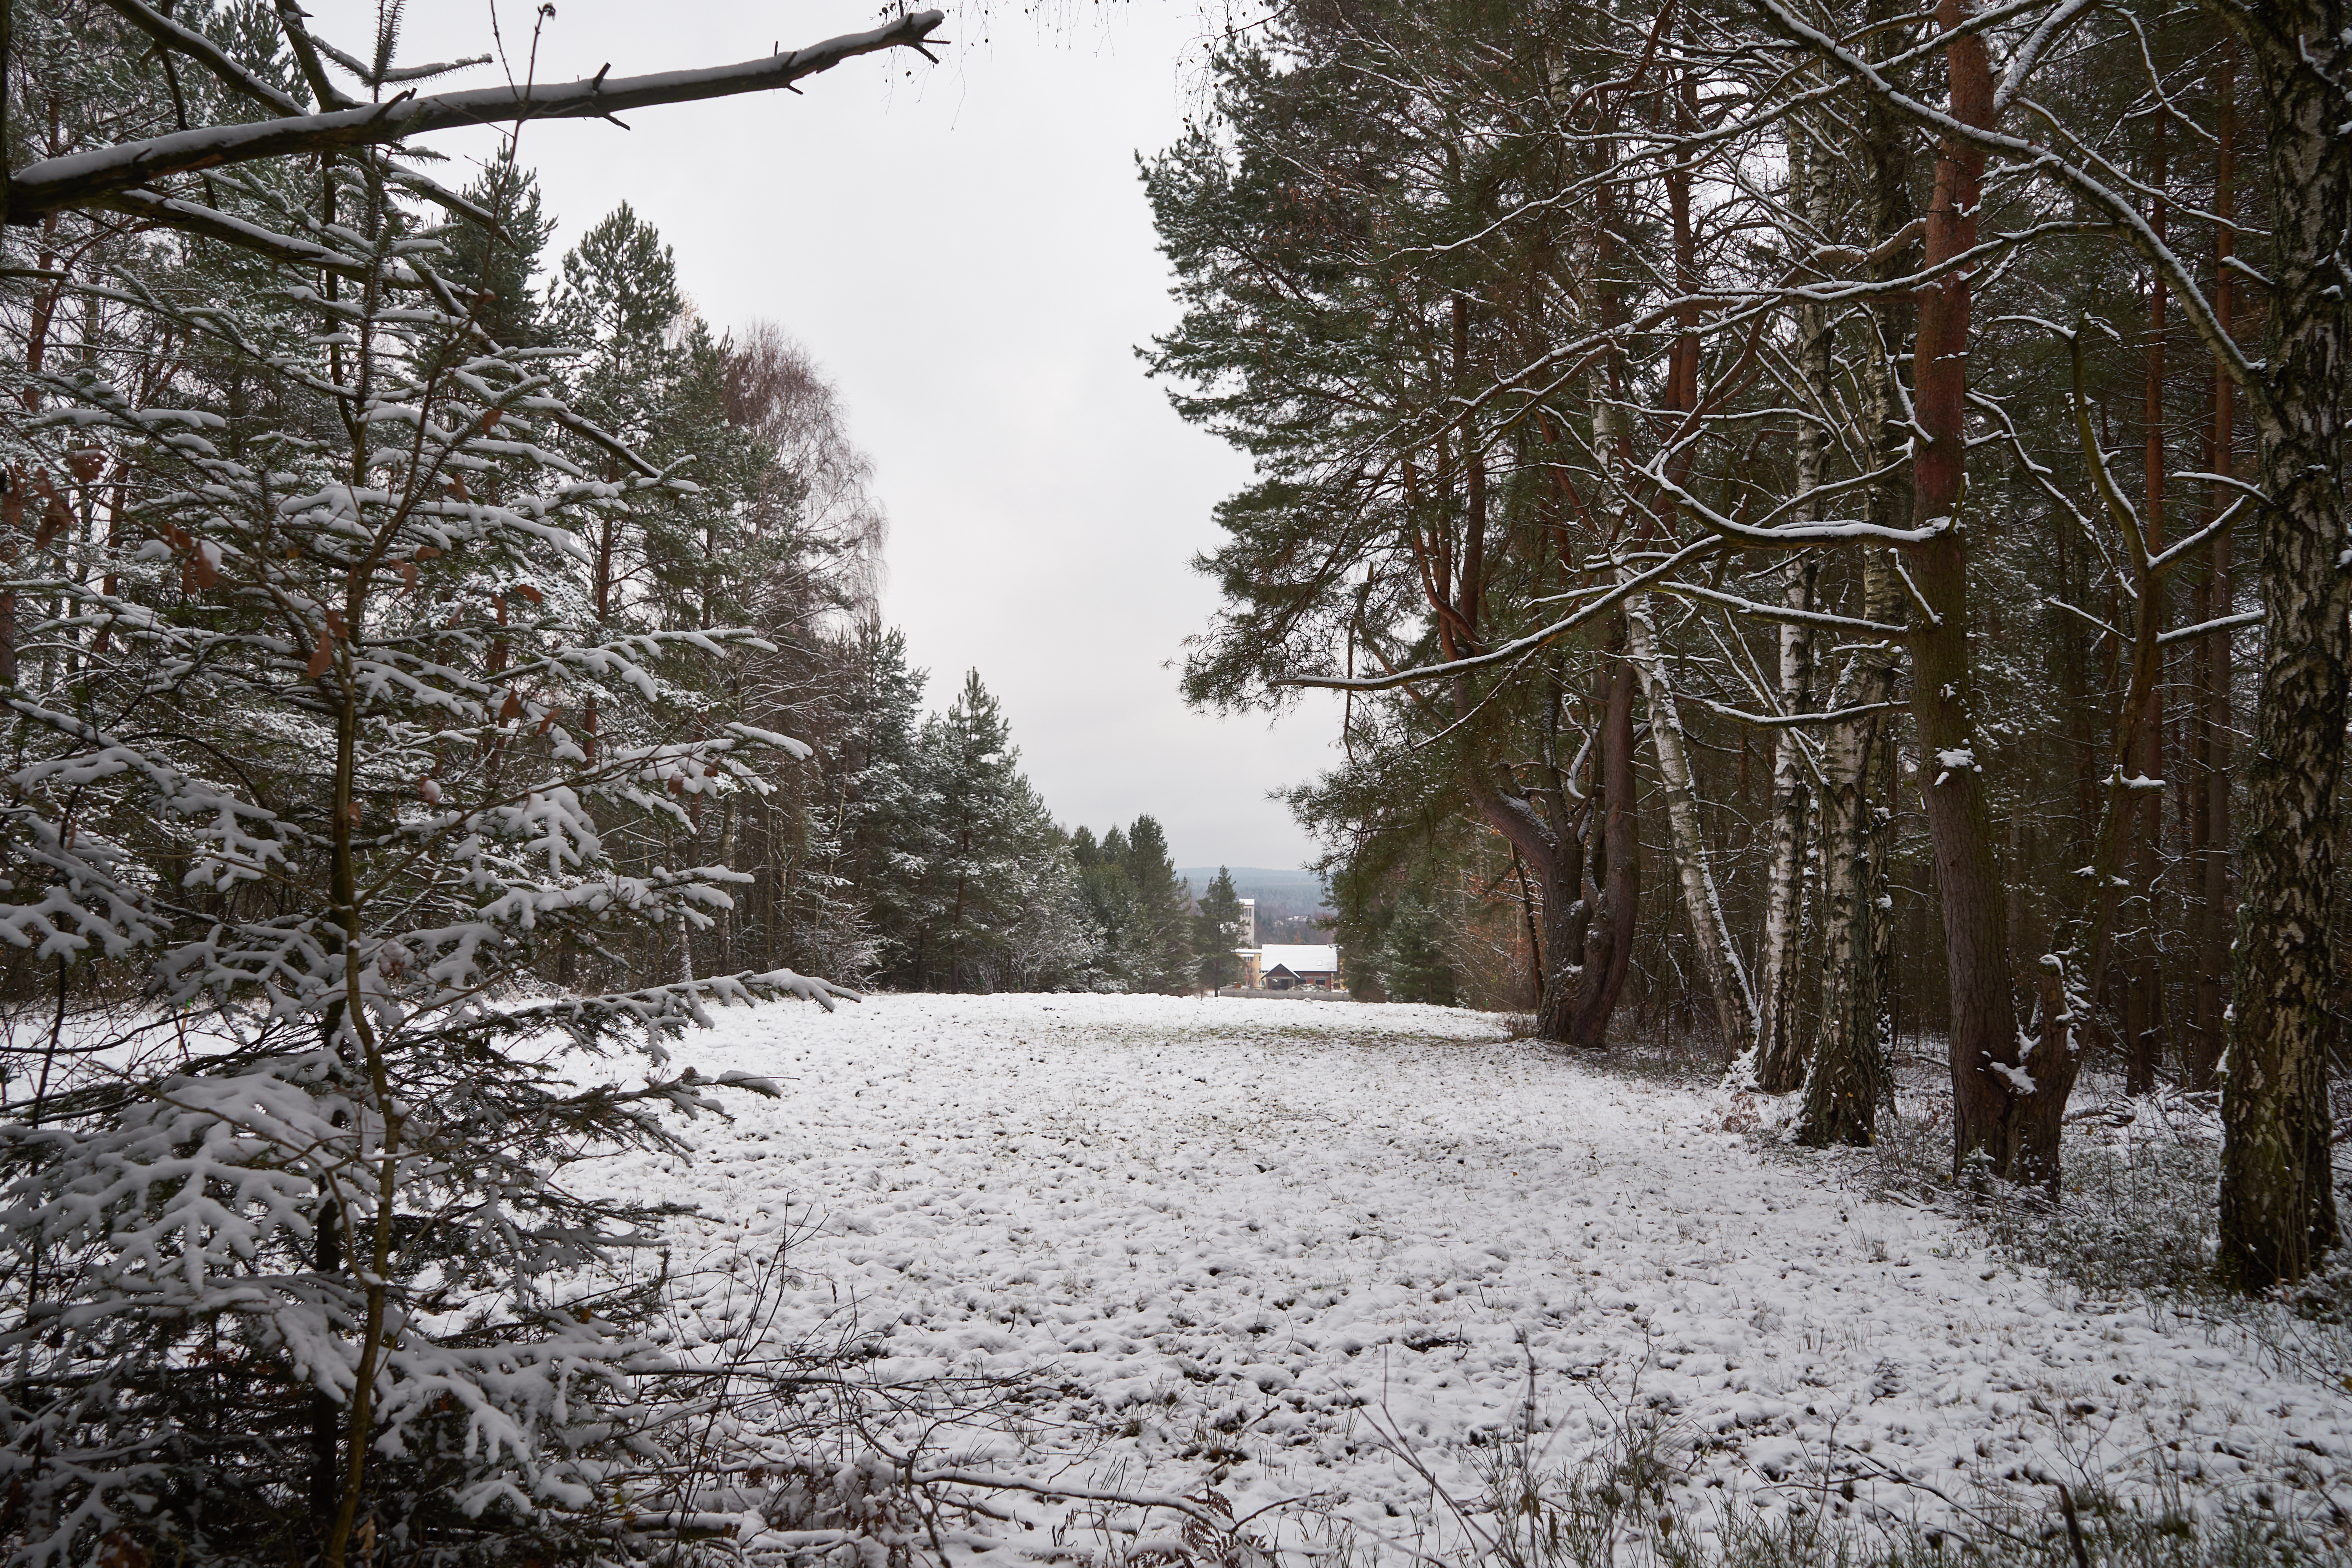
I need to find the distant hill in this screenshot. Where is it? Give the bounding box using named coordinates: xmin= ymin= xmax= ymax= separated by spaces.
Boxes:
xmin=1176 ymin=867 xmax=1331 ymax=916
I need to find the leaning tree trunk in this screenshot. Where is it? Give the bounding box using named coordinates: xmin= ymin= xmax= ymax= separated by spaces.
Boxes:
xmin=1799 ymin=0 xmax=1915 ymax=1143
xmin=1569 ymin=622 xmax=1642 ymax=1049
xmin=1800 ymin=118 xmax=1913 ymax=1145
xmin=1625 ymin=587 xmax=1756 ymax=1059
xmin=2218 ymin=0 xmax=2348 ymax=1290
xmin=1475 ymin=775 xmax=1588 ymax=1046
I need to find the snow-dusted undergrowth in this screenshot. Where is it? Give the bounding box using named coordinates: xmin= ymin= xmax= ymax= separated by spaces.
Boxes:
xmin=604 ymin=993 xmax=2348 ymax=1560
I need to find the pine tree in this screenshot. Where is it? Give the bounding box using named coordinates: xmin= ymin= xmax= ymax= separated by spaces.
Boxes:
xmin=829 ymin=621 xmax=929 ymax=976
xmin=1075 ymin=853 xmax=1150 ymax=990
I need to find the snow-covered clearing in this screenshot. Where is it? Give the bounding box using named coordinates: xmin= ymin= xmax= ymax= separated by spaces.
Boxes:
xmin=599 ymin=993 xmax=2350 ymax=1557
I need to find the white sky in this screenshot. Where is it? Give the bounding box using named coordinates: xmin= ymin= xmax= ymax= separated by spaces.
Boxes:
xmin=321 ymin=1 xmax=1339 ymax=869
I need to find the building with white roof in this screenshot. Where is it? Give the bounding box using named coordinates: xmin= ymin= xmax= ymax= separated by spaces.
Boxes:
xmin=1243 ymin=943 xmax=1341 ymax=989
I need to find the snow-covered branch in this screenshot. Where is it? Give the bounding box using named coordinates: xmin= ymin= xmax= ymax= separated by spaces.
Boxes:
xmin=5 ymin=10 xmax=946 ymax=224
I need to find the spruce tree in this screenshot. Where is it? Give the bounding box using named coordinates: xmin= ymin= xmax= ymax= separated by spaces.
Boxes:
xmin=0 ymin=123 xmax=846 ymax=1563
xmin=834 ymin=622 xmax=929 ymax=978
xmin=1194 ymin=867 xmax=1247 ymax=991
xmin=1075 ymin=852 xmax=1150 ymax=991
xmin=1377 ymin=887 xmax=1459 ymax=1006
xmin=909 ymin=672 xmax=1048 ymax=989
xmin=1121 ymin=815 xmax=1197 ymax=992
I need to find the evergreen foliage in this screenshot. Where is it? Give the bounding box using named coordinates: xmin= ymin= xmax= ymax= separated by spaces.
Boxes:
xmin=0 ymin=66 xmax=851 ymax=1566
xmin=1377 ymin=887 xmax=1461 ymax=1007
xmin=1193 ymin=868 xmax=1246 ymax=991
xmin=1145 ymin=0 xmax=2343 ymax=1269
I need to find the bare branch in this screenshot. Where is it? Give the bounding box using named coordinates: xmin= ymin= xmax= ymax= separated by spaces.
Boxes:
xmin=1276 ymin=537 xmax=1728 ymax=693
xmin=1698 ymin=698 xmax=1907 ymax=728
xmin=1658 ymin=579 xmax=1908 ymax=636
xmin=5 ymin=11 xmax=946 ymax=224
xmin=2157 ymin=610 xmax=2261 ymax=646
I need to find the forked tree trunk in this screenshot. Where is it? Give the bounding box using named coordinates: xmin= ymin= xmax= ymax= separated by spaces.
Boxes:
xmin=1800 ymin=41 xmax=1912 ymax=1141
xmin=1799 ymin=549 xmax=1903 ymax=1145
xmin=2218 ymin=0 xmax=2348 ymax=1290
xmin=1485 ymin=650 xmax=1630 ymax=1050
xmin=1484 ymin=789 xmax=1589 ymax=1048
xmin=1535 ymin=825 xmax=1590 ymax=1043
xmin=1800 ymin=170 xmax=1912 ymax=1145
xmin=1477 ymin=764 xmax=1585 ymax=1046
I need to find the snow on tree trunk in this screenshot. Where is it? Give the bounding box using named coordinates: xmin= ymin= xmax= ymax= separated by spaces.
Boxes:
xmin=1754 ymin=108 xmax=1829 ymax=1095
xmin=1898 ymin=0 xmax=2045 ymax=1187
xmin=1570 ymin=624 xmax=1642 ymax=1049
xmin=1624 ymin=579 xmax=1756 ymax=1060
xmin=1802 ymin=545 xmax=1904 ymax=1147
xmin=2220 ymin=1 xmax=2348 ymax=1290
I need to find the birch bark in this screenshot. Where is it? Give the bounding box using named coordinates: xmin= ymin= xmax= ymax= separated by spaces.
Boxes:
xmin=2218 ymin=0 xmax=2348 ymax=1288
xmin=1754 ymin=108 xmax=1829 ymax=1094
xmin=1625 ymin=584 xmax=1757 ymax=1058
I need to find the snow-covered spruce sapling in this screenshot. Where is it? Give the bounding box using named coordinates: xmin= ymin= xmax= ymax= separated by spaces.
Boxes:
xmin=0 ymin=144 xmax=851 ymax=1564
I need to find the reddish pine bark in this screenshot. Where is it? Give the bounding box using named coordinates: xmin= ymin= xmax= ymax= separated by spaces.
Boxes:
xmin=1903 ymin=0 xmax=2048 ymax=1183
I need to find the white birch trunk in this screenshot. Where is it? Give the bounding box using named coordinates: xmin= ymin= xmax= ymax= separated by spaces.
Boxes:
xmin=1799 ymin=545 xmax=1902 ymax=1145
xmin=1623 ymin=580 xmax=1757 ymax=1057
xmin=1754 ymin=117 xmax=1829 ymax=1093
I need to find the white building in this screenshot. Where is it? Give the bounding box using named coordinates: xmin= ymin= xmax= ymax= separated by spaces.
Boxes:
xmin=1238 ymin=943 xmax=1342 ymax=990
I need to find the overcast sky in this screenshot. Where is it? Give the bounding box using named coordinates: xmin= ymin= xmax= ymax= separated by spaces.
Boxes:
xmin=322 ymin=1 xmax=1337 ymax=869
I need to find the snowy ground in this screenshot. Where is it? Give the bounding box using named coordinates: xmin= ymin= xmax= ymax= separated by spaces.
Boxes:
xmin=589 ymin=992 xmax=2351 ymax=1559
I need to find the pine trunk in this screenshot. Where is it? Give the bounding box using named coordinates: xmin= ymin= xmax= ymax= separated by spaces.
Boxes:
xmin=1906 ymin=0 xmax=2045 ymax=1185
xmin=1477 ymin=777 xmax=1586 ymax=1046
xmin=1571 ymin=632 xmax=1642 ymax=1049
xmin=2128 ymin=120 xmax=2171 ymax=1098
xmin=2186 ymin=42 xmax=2237 ymax=1094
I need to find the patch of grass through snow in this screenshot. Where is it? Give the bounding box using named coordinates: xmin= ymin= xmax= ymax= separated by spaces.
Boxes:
xmin=1297 ymin=1376 xmax=2348 ymax=1568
